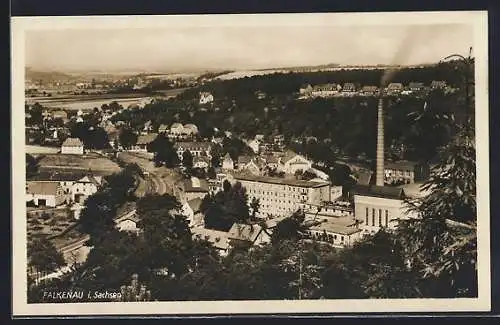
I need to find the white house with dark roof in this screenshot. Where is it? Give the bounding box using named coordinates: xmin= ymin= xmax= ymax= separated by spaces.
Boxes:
xmin=199 ymin=92 xmax=214 ymax=104
xmin=71 ymin=175 xmax=104 ymax=203
xmin=26 ymin=181 xmax=66 ymax=207
xmin=181 ymin=197 xmax=204 ymax=228
xmin=174 ymin=141 xmax=212 ymax=161
xmin=61 ymin=138 xmax=84 ymax=155
xmin=278 ymin=150 xmax=312 ymax=175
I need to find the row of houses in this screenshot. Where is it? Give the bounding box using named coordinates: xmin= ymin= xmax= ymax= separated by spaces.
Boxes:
xmin=299 ymin=80 xmax=450 ymax=98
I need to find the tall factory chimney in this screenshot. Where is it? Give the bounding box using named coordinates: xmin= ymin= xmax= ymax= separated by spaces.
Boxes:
xmin=375 ymin=96 xmax=385 ymax=187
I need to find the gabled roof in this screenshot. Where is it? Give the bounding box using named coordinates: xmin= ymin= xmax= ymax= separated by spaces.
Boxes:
xmin=27 ymin=181 xmax=61 ymax=195
xmin=387 ymin=82 xmax=403 ymax=89
xmin=228 ymin=223 xmax=264 ymax=243
xmin=186 ymin=197 xmax=203 ymax=213
xmin=158 ymin=124 xmax=169 ymax=131
xmin=77 ymin=175 xmax=103 ymax=186
xmin=170 ymin=123 xmax=183 ymax=129
xmin=352 ymin=185 xmax=406 ymax=200
xmin=223 ymin=153 xmax=233 ymax=161
xmin=62 ymin=137 xmax=83 ymax=147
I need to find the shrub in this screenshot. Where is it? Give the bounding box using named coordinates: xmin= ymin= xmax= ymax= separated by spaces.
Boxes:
xmin=41 ymin=213 xmax=51 ymax=221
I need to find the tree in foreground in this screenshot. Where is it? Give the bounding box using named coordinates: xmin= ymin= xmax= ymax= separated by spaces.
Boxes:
xmin=397 ymin=123 xmax=477 ymax=297
xmin=28 ymin=237 xmax=66 ymax=275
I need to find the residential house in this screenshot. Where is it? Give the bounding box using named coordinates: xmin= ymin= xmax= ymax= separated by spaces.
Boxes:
xmin=305 ymin=218 xmax=362 ymax=248
xmin=181 ymin=197 xmax=204 ymax=228
xmin=183 ymin=124 xmax=199 ymax=136
xmin=26 ymin=181 xmax=66 ymax=207
xmin=409 ymin=82 xmax=425 ymax=92
xmin=384 ymin=160 xmax=429 ymax=184
xmin=71 ymin=175 xmax=104 ymax=204
xmin=115 ymin=213 xmax=141 ymax=235
xmin=342 ymin=83 xmax=356 ymax=93
xmin=61 ymin=137 xmax=84 ymax=155
xmin=130 ymin=133 xmax=158 ymax=152
xmin=169 ymin=123 xmax=185 ymax=138
xmin=278 ymin=150 xmax=313 ymax=175
xmin=227 ymin=223 xmax=271 ymax=249
xmin=386 ymin=82 xmax=404 ymax=95
xmin=158 ymin=124 xmax=169 ymax=134
xmin=175 ymin=177 xmax=210 ymax=203
xmin=222 ymin=153 xmax=234 ymax=171
xmin=29 ymin=170 xmax=90 ymax=199
xmin=361 ymin=85 xmax=379 ymax=96
xmin=174 ymin=141 xmax=212 ymax=161
xmin=192 ymin=228 xmax=230 ymax=256
xmin=239 ymin=158 xmax=263 ymax=176
xmin=311 ymin=84 xmax=338 ymax=97
xmin=199 ymin=92 xmax=214 ymax=104
xmin=431 ymin=80 xmax=447 ymax=89
xmin=193 ymin=156 xmax=210 ymax=169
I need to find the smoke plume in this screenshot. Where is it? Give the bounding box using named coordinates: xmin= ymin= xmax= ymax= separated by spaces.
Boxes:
xmin=380 ymin=26 xmax=424 ymax=87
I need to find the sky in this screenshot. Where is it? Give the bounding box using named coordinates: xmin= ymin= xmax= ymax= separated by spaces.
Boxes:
xmin=25 ymin=23 xmax=473 ymax=73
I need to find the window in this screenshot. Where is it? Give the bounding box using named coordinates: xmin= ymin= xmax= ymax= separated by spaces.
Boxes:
xmin=365 ymin=207 xmax=369 ymax=225
xmin=341 ymin=236 xmax=344 ymax=241
xmin=372 ymin=208 xmax=375 ymax=226
xmin=385 ymin=210 xmax=389 ymax=227
xmin=378 ymin=209 xmax=382 ymax=226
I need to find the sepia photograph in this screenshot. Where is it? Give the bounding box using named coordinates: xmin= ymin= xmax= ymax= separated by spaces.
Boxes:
xmin=11 ymin=11 xmax=490 ymax=316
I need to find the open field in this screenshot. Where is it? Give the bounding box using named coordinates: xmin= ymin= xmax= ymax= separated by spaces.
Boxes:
xmin=37 ymin=153 xmax=121 ymax=174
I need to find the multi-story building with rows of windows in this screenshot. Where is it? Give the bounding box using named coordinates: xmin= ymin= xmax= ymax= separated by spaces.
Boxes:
xmin=225 ymin=173 xmax=331 ymax=219
xmin=352 ymin=185 xmax=419 ymax=236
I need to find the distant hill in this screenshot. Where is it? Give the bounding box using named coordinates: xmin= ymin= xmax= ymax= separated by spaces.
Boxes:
xmin=25 ymin=68 xmax=77 ymax=82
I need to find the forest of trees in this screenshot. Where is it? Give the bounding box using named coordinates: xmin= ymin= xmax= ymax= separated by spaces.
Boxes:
xmin=111 ymin=59 xmax=471 ymax=168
